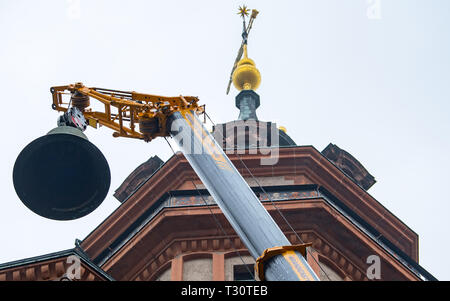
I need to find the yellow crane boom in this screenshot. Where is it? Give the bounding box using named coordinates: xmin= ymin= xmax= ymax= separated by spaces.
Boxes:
xmin=50 ymin=82 xmax=204 ymax=142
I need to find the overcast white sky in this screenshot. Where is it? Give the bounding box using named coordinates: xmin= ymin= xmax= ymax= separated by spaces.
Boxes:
xmin=0 ymin=0 xmax=449 ymax=280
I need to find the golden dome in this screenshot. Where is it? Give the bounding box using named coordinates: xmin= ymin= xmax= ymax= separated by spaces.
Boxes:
xmin=232 ymin=44 xmax=261 ymax=91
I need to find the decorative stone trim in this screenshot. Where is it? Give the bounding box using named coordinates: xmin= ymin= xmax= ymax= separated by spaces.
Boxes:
xmin=132 ymin=231 xmax=367 ymax=281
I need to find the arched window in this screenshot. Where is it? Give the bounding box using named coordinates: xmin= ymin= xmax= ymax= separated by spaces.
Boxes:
xmin=224 ymin=251 xmax=255 ymax=281
xmin=182 ymin=253 xmax=213 ymax=281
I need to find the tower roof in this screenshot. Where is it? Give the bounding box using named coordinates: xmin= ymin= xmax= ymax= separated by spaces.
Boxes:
xmin=79 ymin=146 xmax=430 ymax=280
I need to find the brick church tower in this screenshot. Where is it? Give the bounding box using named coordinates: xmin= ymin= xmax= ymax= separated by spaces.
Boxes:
xmin=0 ymin=80 xmax=436 ymax=281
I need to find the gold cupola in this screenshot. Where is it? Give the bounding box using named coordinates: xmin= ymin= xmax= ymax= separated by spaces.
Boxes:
xmin=232 ymin=44 xmax=261 ymax=91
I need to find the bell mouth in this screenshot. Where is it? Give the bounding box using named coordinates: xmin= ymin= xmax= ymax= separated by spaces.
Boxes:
xmin=13 ymin=132 xmax=111 ymax=221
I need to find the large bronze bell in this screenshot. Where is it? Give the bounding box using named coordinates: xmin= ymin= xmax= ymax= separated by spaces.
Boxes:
xmin=13 ymin=126 xmax=111 ymax=221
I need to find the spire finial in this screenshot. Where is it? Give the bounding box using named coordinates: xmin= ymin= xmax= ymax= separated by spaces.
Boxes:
xmin=226 ymin=6 xmax=260 ymax=95
xmin=231 ymin=6 xmax=261 ymax=92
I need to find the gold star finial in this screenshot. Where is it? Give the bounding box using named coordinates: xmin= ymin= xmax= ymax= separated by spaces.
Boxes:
xmin=238 ymin=5 xmax=250 ymax=18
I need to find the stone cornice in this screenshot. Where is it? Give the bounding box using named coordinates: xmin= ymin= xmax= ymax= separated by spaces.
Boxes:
xmin=81 ymin=146 xmax=419 ymax=267
xmin=100 ymin=199 xmax=418 ymax=281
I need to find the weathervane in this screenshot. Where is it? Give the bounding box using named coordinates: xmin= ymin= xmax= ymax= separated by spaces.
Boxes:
xmin=226 ymin=6 xmax=259 ymax=94
xmin=238 ymin=5 xmax=250 ymax=44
